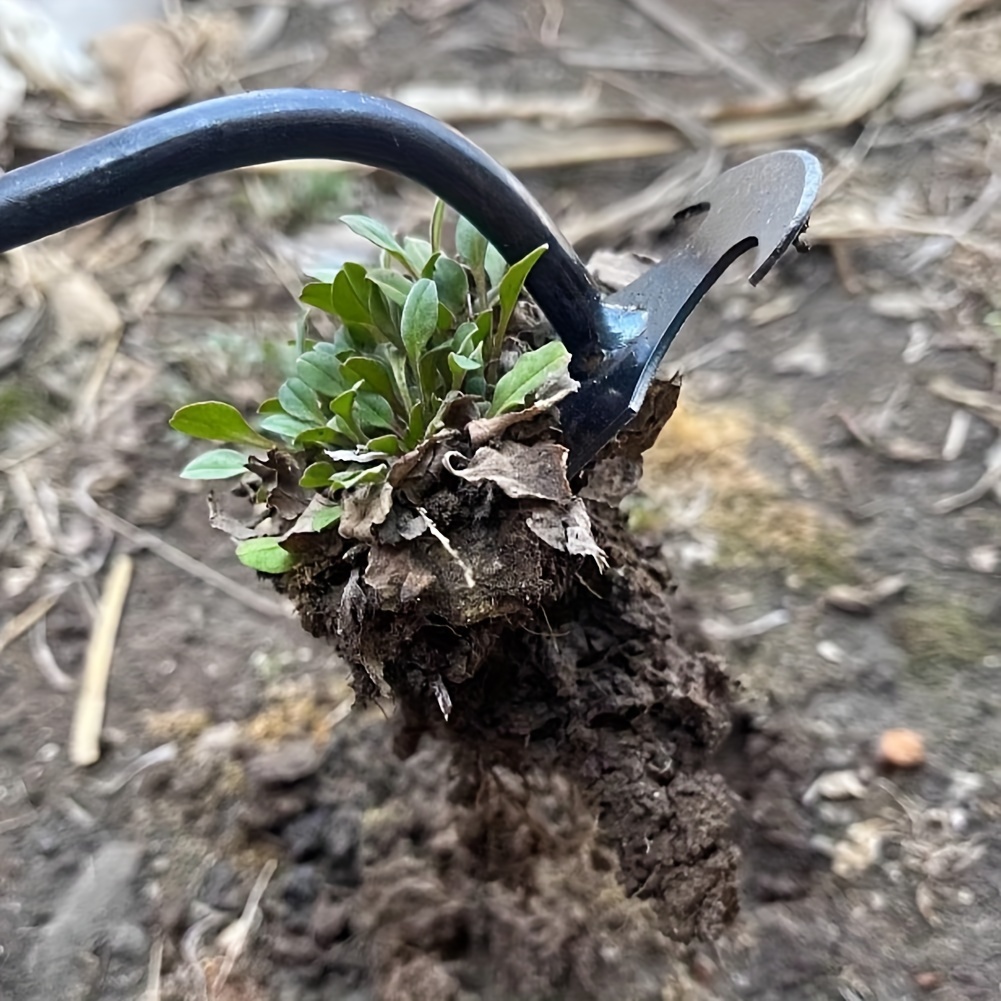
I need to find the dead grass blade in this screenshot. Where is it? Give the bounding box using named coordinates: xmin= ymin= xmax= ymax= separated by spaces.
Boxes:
xmin=212 ymin=859 xmax=278 ymax=992
xmin=73 ymin=473 xmax=293 ymax=619
xmin=927 ymin=376 xmax=1001 ymax=428
xmin=0 ymin=591 xmax=62 ymax=656
xmin=69 ymin=553 xmax=133 ymax=767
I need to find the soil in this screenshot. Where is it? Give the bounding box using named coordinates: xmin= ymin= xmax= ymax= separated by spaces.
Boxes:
xmin=3 ymin=1 xmax=1001 ymax=1000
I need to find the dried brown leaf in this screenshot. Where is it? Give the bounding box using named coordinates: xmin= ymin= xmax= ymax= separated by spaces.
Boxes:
xmin=445 ymin=441 xmax=572 ymax=503
xmin=526 ymin=498 xmax=607 ymax=570
xmin=247 ymin=451 xmax=308 ymax=522
xmin=339 ymin=480 xmax=395 ymax=542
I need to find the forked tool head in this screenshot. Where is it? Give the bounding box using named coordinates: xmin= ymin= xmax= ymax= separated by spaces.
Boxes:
xmin=560 ymin=149 xmax=823 ymax=475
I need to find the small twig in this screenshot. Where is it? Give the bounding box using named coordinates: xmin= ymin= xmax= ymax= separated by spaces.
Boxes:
xmin=74 ymin=473 xmax=293 ymax=619
xmin=625 ymin=0 xmax=785 ymax=99
xmin=0 ymin=591 xmax=62 ymax=656
xmin=213 ymin=858 xmax=278 ymax=992
xmin=69 ymin=553 xmax=133 ymax=767
xmin=416 ymin=505 xmax=476 ymax=588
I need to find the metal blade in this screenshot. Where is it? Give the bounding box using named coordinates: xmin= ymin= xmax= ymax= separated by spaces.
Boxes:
xmin=561 ymin=150 xmax=822 ymax=475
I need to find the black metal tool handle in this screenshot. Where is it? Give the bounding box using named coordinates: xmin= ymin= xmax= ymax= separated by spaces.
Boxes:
xmin=0 ymin=88 xmax=606 ymax=359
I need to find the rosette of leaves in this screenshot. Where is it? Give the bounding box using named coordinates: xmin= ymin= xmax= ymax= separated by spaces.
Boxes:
xmin=169 ymin=204 xmax=579 ymax=573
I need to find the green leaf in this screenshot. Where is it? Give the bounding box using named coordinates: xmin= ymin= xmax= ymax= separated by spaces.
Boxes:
xmin=474 ymin=308 xmax=493 ymax=343
xmin=420 ymin=252 xmax=442 ymax=280
xmin=330 ymin=383 xmax=360 ymax=423
xmin=448 ymin=352 xmax=481 ymax=372
xmin=170 ymin=402 xmax=272 ymax=448
xmin=404 ymin=237 xmax=434 ymax=276
xmin=418 ymin=344 xmax=448 ymax=403
xmin=299 ymin=461 xmax=336 ymax=488
xmin=496 ymin=244 xmax=547 ymax=343
xmin=366 ymin=284 xmax=404 ymax=348
xmin=342 ymin=262 xmax=370 ymax=303
xmin=258 ymin=397 xmax=284 ymax=414
xmin=387 ymin=349 xmax=414 ymax=413
xmin=235 ymin=537 xmax=297 ymax=574
xmin=179 ymin=448 xmax=249 ymax=480
xmin=404 ymin=401 xmax=426 ymax=449
xmin=401 ymin=278 xmax=439 ymax=371
xmin=260 ymin=412 xmax=315 ymax=441
xmin=455 ymin=216 xmax=487 ymax=270
xmin=488 ymin=340 xmax=572 ymax=417
xmin=300 ymin=281 xmax=335 ymax=314
xmin=434 ymin=256 xmax=468 ymax=316
xmin=342 ymin=355 xmax=404 ymax=415
xmin=278 ymin=377 xmax=325 ymax=424
xmin=367 ymin=434 xmax=401 ymax=455
xmin=327 ymin=414 xmax=362 ymax=444
xmin=355 ymin=391 xmax=397 ymax=434
xmin=303 ymin=267 xmax=339 ymax=284
xmin=429 ymin=199 xmax=446 ymax=254
xmin=448 ymin=351 xmax=481 ymax=391
xmin=340 ymin=215 xmax=411 ymax=272
xmin=329 ymin=268 xmax=371 ymax=325
xmin=484 ymin=242 xmax=507 ymax=288
xmin=312 ymin=503 xmax=342 ymax=532
xmin=367 ymin=268 xmax=411 ymax=306
xmin=452 ymin=320 xmax=482 ymax=356
xmin=329 ymin=465 xmax=388 ymax=491
xmin=340 ymin=214 xmax=406 ymax=257
xmin=293 ymin=426 xmax=340 ymax=447
xmin=296 ymin=351 xmax=346 ymax=398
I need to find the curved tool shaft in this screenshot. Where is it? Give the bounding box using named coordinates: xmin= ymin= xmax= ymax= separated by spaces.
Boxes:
xmin=0 ymin=88 xmax=607 ymax=362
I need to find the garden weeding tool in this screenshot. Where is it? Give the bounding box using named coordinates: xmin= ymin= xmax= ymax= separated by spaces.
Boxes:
xmin=0 ymin=89 xmax=821 ymax=475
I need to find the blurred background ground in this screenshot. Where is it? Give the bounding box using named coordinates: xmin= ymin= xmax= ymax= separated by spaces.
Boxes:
xmin=1 ymin=0 xmax=1001 ymax=998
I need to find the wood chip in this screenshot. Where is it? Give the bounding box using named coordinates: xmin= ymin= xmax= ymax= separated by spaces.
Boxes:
xmin=69 ymin=553 xmax=133 ymax=767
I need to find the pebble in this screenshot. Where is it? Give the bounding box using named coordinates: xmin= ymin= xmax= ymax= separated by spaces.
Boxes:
xmin=270 ymin=932 xmax=320 ymax=967
xmin=280 ymin=864 xmax=322 ymax=909
xmin=877 ymin=729 xmax=926 ymax=769
xmin=913 ymin=971 xmax=942 ymax=991
xmin=803 ymin=770 xmax=867 ymax=805
xmin=30 ymin=841 xmax=144 ymax=994
xmin=831 ymin=819 xmax=888 ymax=879
xmin=198 ymin=860 xmax=246 ymax=912
xmin=283 ymin=809 xmax=331 ymax=862
xmin=816 ymin=641 xmax=845 ymax=665
xmin=311 ymin=900 xmax=350 ymax=948
xmin=246 ymin=740 xmax=322 ymax=786
xmin=325 ymin=808 xmax=362 ymax=885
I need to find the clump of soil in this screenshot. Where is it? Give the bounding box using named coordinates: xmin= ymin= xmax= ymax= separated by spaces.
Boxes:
xmin=234 ymin=714 xmax=684 ymax=1001
xmin=220 ymin=376 xmax=740 ymax=997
